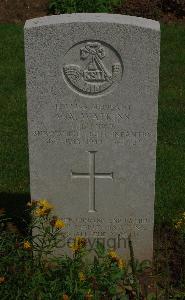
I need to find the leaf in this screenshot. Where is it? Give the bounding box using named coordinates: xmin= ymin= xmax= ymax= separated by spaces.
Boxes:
xmin=125 ymin=285 xmax=133 ymax=291
xmin=109 ymin=286 xmax=117 ymax=294
xmin=95 ymin=241 xmax=106 ymax=257
xmin=140 ymin=259 xmax=152 ymax=270
xmin=147 ymin=293 xmax=157 ymax=300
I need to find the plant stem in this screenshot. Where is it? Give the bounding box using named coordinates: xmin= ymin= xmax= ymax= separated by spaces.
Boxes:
xmin=128 ymin=235 xmax=140 ymax=300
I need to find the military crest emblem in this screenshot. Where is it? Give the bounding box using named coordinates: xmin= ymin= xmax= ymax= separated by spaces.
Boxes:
xmin=63 ymin=41 xmax=123 ymax=96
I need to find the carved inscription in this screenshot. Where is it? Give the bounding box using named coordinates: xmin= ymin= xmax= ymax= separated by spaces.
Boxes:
xmin=56 ymin=102 xmax=131 ymax=121
xmin=33 ymin=101 xmax=153 ymax=145
xmin=63 ymin=40 xmax=123 ymax=96
xmin=63 ymin=216 xmax=152 ymax=244
xmin=34 ymin=129 xmax=152 ymax=145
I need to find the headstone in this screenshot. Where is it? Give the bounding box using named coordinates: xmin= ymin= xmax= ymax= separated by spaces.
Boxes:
xmin=24 ymin=14 xmax=160 ymax=260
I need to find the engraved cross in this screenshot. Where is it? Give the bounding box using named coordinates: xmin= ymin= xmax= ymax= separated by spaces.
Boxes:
xmin=71 ymin=151 xmax=113 ymax=213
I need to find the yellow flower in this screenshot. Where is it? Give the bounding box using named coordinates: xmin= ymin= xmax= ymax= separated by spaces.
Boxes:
xmin=79 ymin=272 xmax=86 ymax=281
xmin=85 ymin=289 xmax=93 ymax=299
xmin=62 ymin=295 xmax=69 ymax=300
xmin=53 ymin=219 xmax=65 ymax=229
xmin=34 ymin=199 xmax=54 ymax=217
xmin=37 ymin=199 xmax=53 ymax=208
xmin=34 ymin=208 xmax=43 ymax=217
xmin=69 ymin=242 xmax=78 ymax=253
xmin=175 ymin=220 xmax=183 ymax=229
xmin=0 ymin=276 xmax=5 ymax=284
xmin=118 ymin=258 xmax=126 ymax=270
xmin=108 ymin=250 xmax=118 ymax=260
xmin=69 ymin=236 xmax=86 ymax=253
xmin=23 ymin=240 xmax=32 ymax=250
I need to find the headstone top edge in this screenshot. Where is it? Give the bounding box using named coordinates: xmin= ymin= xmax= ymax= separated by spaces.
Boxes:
xmin=24 ymin=13 xmax=160 ymax=31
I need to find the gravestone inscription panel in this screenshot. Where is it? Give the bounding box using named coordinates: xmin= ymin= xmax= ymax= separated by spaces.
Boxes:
xmin=25 ymin=14 xmax=160 ymax=260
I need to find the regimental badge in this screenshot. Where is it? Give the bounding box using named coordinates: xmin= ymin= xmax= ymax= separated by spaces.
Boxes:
xmin=63 ymin=41 xmax=123 ymax=97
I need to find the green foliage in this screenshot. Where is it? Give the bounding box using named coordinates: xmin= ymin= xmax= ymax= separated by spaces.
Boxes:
xmin=0 ymin=201 xmax=151 ymax=299
xmin=173 ymin=211 xmax=185 ymax=237
xmin=48 ymin=0 xmax=122 ymax=14
xmin=0 ymin=25 xmax=29 ymax=194
xmin=0 ymin=201 xmax=185 ymax=299
xmin=155 ymin=24 xmax=185 ymax=224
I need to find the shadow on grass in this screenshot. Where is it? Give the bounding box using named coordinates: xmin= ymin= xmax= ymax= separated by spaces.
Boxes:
xmin=0 ymin=192 xmax=31 ymax=234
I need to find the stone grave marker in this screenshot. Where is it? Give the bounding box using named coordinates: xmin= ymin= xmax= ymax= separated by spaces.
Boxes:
xmin=24 ymin=14 xmax=160 ymax=260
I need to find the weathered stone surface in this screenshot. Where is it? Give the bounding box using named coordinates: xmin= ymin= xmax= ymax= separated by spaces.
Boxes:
xmin=25 ymin=14 xmax=160 ymax=260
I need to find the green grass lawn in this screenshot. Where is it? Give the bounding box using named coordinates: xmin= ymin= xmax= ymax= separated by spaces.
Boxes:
xmin=0 ymin=23 xmax=185 ymax=224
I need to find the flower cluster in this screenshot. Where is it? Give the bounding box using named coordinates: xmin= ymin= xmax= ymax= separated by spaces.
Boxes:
xmin=53 ymin=218 xmax=65 ymax=229
xmin=28 ymin=199 xmax=54 ymax=217
xmin=27 ymin=199 xmax=67 ymax=231
xmin=34 ymin=199 xmax=54 ymax=217
xmin=1 ymin=197 xmax=158 ymax=299
xmin=174 ymin=212 xmax=185 ymax=230
xmin=69 ymin=236 xmax=87 ymax=253
xmin=85 ymin=289 xmax=93 ymax=299
xmin=23 ymin=240 xmax=32 ymax=250
xmin=50 ymin=216 xmax=65 ymax=229
xmin=108 ymin=249 xmax=126 ymax=270
xmin=79 ymin=272 xmax=86 ymax=282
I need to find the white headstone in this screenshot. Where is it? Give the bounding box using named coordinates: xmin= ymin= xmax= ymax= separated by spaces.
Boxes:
xmin=25 ymin=14 xmax=160 ymax=260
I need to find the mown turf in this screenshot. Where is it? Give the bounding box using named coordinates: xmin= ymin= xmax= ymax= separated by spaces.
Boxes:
xmin=0 ymin=25 xmax=29 ymax=194
xmin=0 ymin=23 xmax=185 ymax=223
xmin=155 ymin=24 xmax=185 ymax=222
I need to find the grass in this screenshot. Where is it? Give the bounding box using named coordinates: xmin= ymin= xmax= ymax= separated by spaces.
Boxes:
xmin=0 ymin=23 xmax=185 ymax=224
xmin=0 ymin=25 xmax=29 ymax=194
xmin=155 ymin=24 xmax=185 ymax=222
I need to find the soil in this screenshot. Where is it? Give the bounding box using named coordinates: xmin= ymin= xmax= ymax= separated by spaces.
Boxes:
xmin=0 ymin=0 xmax=49 ymax=24
xmin=114 ymin=0 xmax=185 ymax=24
xmin=0 ymin=0 xmax=185 ymax=24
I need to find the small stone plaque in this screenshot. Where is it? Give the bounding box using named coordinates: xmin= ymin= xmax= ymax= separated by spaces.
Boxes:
xmin=25 ymin=14 xmax=160 ymax=260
